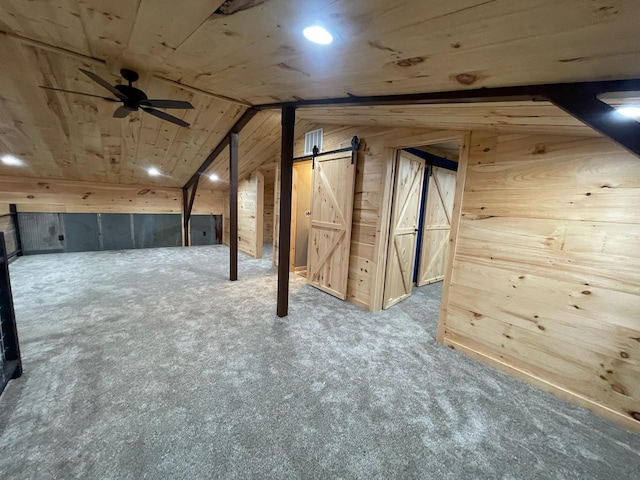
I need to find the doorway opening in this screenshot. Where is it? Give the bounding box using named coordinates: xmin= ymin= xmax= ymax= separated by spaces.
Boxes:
xmin=382 ymin=139 xmax=461 ymax=311
xmin=261 ymin=166 xmax=277 ymax=261
xmin=290 ymin=160 xmax=313 ymax=278
xmin=190 ymin=214 xmax=223 ymax=246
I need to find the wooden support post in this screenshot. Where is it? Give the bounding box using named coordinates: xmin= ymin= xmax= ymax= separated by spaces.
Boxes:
xmin=182 ymin=187 xmax=190 ymax=247
xmin=9 ymin=204 xmax=22 ymax=257
xmin=230 ymin=132 xmax=239 ymax=281
xmin=277 ymin=106 xmax=296 ymax=317
xmin=182 ymin=178 xmax=199 ymax=247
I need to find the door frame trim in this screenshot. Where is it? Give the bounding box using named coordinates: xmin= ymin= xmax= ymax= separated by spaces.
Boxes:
xmin=371 ymin=131 xmax=471 ymax=320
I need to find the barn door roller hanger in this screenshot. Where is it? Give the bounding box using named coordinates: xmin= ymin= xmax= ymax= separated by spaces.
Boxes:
xmin=294 ymin=136 xmax=360 ymax=168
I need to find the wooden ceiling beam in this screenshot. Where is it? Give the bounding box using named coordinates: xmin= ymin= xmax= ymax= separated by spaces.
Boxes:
xmin=154 ymin=76 xmax=252 ymax=107
xmin=548 ymin=90 xmax=640 ymax=158
xmin=255 ymin=79 xmax=640 ymax=159
xmin=183 ymin=108 xmax=260 ymax=189
xmin=1 ymin=31 xmax=104 ymax=65
xmin=255 ymin=79 xmax=640 ymax=109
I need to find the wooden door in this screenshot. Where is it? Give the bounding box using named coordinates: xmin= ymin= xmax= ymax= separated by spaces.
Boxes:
xmin=307 ymin=153 xmax=357 ymax=300
xmin=417 ymin=166 xmax=457 ymax=286
xmin=383 ymin=151 xmax=425 ymax=309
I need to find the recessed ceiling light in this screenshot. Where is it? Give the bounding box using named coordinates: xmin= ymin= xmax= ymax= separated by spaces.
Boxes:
xmin=303 ymin=26 xmax=333 ymax=45
xmin=147 ymin=167 xmax=161 ymax=177
xmin=209 ymin=173 xmax=219 ymax=181
xmin=616 ymin=106 xmax=640 ymax=119
xmin=1 ymin=155 xmax=24 ymax=166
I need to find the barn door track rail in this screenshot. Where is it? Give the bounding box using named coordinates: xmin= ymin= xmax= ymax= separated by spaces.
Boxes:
xmin=294 ymin=135 xmax=360 ymax=168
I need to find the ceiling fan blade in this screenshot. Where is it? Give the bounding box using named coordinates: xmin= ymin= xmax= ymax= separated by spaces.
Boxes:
xmin=142 ymin=107 xmax=190 ymax=127
xmin=38 ymin=85 xmax=119 ymax=101
xmin=141 ymin=99 xmax=194 ymax=109
xmin=79 ymin=68 xmax=128 ymax=100
xmin=113 ymin=106 xmax=133 ymax=118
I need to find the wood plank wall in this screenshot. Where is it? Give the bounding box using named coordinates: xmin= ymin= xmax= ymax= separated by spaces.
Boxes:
xmin=293 ymin=126 xmax=381 ymax=310
xmin=292 ymin=125 xmax=466 ymax=311
xmin=0 ymin=175 xmax=182 ymax=213
xmin=0 ymin=204 xmax=18 ymax=254
xmin=0 ymin=175 xmax=223 ymax=215
xmin=263 ymin=174 xmax=275 ymax=244
xmin=439 ymin=133 xmax=640 ymax=432
xmin=192 ymin=188 xmax=224 ymax=216
xmin=223 ymin=172 xmax=264 ymax=258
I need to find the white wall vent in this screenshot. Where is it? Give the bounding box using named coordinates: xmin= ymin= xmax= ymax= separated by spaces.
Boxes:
xmin=304 ymin=128 xmax=323 ymax=155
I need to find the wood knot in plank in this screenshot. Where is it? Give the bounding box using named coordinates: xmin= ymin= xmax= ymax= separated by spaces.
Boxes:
xmin=454 ymin=73 xmax=478 ymax=86
xmin=215 ymin=0 xmax=266 ymax=15
xmin=611 ymin=383 xmax=628 ymax=396
xmin=558 ymin=57 xmax=587 ymax=63
xmin=533 ymin=145 xmax=546 ymax=155
xmin=395 ymin=56 xmax=427 ymax=67
xmin=368 ymin=41 xmax=400 ymax=54
xmin=138 ymin=189 xmax=151 ymax=195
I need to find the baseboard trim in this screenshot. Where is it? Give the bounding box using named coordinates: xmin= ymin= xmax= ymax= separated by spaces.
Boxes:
xmin=442 ymin=337 xmax=640 ymax=433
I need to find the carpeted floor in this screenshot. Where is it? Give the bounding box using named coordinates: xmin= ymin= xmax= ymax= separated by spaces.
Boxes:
xmin=0 ymin=245 xmax=638 ymax=479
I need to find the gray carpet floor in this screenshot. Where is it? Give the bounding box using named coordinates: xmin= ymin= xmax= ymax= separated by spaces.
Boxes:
xmin=0 ymin=245 xmax=638 ymax=479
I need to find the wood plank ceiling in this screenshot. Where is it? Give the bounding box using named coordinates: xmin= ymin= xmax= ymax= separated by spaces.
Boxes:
xmin=0 ymin=0 xmax=639 ymax=187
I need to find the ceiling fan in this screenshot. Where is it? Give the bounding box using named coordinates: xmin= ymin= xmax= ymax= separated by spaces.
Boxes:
xmin=39 ymin=68 xmax=194 ymax=128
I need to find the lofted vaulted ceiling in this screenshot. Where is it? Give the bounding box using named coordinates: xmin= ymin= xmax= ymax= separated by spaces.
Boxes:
xmin=0 ymin=0 xmax=639 ymax=187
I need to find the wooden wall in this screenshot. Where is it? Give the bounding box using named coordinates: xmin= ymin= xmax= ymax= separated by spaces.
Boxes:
xmin=192 ymin=188 xmax=224 ymax=216
xmin=262 ymin=169 xmax=275 ymax=245
xmin=0 ymin=174 xmax=223 ymax=217
xmin=0 ymin=204 xmax=18 ymax=255
xmin=291 ymin=126 xmax=467 ymax=311
xmin=293 ymin=126 xmax=380 ymax=309
xmin=0 ymin=175 xmax=182 ymax=213
xmin=438 ymin=133 xmax=640 ymax=432
xmin=222 ymin=172 xmax=264 ymax=258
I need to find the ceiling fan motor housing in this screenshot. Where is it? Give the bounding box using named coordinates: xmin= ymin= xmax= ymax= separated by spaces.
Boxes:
xmin=115 ymin=84 xmax=147 ymax=111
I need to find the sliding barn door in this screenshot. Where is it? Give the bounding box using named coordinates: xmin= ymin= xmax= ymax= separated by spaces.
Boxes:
xmin=307 ymin=153 xmax=357 ymax=300
xmin=417 ymin=166 xmax=457 ymax=286
xmin=383 ymin=151 xmax=425 ymax=309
